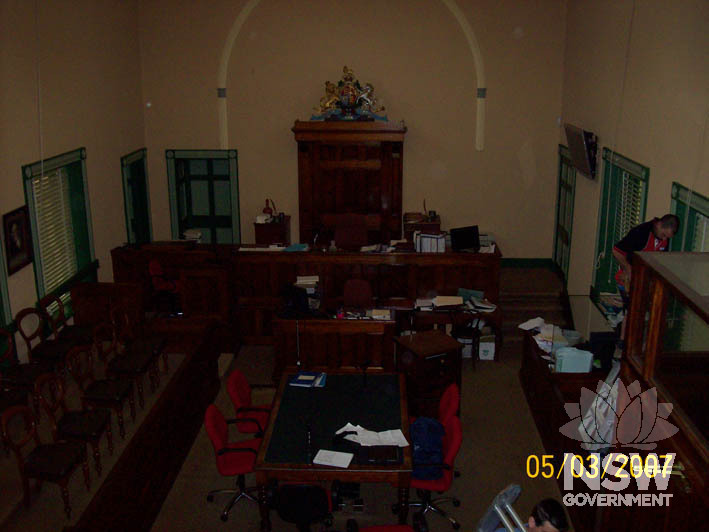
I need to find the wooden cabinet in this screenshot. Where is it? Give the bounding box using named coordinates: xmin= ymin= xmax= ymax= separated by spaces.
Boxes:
xmin=403 ymin=213 xmax=441 ymax=242
xmin=254 ymin=216 xmax=290 ymax=245
xmin=519 ymin=332 xmax=608 ymax=532
xmin=520 ymin=251 xmax=709 ymax=531
xmin=617 ymin=252 xmax=709 ymax=530
xmin=292 ymin=121 xmax=406 ymax=245
xmin=395 ymin=330 xmax=462 ymax=418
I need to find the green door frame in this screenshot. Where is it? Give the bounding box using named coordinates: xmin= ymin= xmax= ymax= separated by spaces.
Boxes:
xmin=165 ymin=149 xmax=240 ymax=244
xmin=553 ymin=145 xmax=576 ymax=283
xmin=121 ymin=148 xmax=153 ymax=244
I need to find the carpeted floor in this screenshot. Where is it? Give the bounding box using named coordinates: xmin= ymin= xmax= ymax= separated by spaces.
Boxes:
xmin=152 ymin=342 xmax=565 ymax=532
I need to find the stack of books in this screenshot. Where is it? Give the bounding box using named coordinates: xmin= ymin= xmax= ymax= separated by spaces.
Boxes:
xmin=295 ymin=275 xmax=319 ymax=295
xmin=289 ymin=371 xmax=327 ymax=388
xmin=413 ymin=231 xmax=445 ymax=253
xmin=466 ymin=297 xmax=497 ymax=313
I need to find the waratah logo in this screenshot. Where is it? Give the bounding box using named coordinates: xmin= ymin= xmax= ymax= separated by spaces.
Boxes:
xmin=559 ymin=379 xmax=678 ymax=450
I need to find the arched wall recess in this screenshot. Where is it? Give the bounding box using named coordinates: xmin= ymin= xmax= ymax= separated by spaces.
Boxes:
xmin=216 ymin=0 xmax=486 ymax=150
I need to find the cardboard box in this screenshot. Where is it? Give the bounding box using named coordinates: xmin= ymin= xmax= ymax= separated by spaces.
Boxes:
xmin=479 ymin=335 xmax=496 ymax=360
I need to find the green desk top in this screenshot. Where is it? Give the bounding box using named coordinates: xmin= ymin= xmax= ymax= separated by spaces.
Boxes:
xmin=265 ymin=373 xmax=401 ymax=464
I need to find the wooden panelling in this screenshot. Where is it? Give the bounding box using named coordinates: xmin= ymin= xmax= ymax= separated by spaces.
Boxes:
xmin=112 ymin=245 xmax=501 ymax=345
xmin=272 ymin=318 xmax=396 ymax=382
xmin=293 ymin=121 xmax=406 ymax=244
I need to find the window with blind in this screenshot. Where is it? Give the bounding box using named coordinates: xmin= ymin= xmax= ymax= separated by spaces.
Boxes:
xmin=664 ymin=183 xmax=709 ymax=350
xmin=592 ymin=148 xmax=649 ymax=295
xmin=22 ymin=148 xmax=96 ymax=308
xmin=670 ymin=182 xmax=709 ymax=252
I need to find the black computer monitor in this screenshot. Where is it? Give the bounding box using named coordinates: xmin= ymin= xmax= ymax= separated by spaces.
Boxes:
xmin=450 ymin=225 xmax=480 ymax=252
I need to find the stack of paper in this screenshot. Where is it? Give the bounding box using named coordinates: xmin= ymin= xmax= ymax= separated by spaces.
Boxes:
xmin=313 ymin=449 xmax=353 ymax=468
xmin=369 ymin=309 xmax=392 ymax=320
xmin=415 ymin=298 xmax=433 ymax=310
xmin=335 ymin=423 xmax=409 ymax=447
xmin=295 ymin=275 xmax=319 ymax=294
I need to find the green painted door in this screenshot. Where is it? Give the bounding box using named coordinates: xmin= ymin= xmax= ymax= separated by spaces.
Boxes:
xmin=553 ymin=145 xmax=576 ymax=282
xmin=166 ymin=150 xmax=240 ymax=244
xmin=121 ymin=149 xmax=153 ymax=245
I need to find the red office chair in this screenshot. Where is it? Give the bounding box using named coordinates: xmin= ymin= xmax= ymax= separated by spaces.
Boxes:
xmin=403 ymin=415 xmax=463 ymax=530
xmin=204 ymin=404 xmax=260 ymax=521
xmin=148 ymin=259 xmax=181 ymax=313
xmin=438 ymin=383 xmax=460 ymax=424
xmin=343 ymin=279 xmax=375 ymax=309
xmin=346 ymin=518 xmax=420 ymax=532
xmin=409 ymin=383 xmax=459 ymax=426
xmin=226 ymin=369 xmax=271 ymax=436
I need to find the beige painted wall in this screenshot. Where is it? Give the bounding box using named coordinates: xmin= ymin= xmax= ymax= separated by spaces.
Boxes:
xmin=139 ymin=0 xmax=566 ymax=256
xmin=562 ymin=0 xmax=709 ymax=296
xmin=3 ymin=0 xmax=705 ymax=329
xmin=0 ymin=0 xmax=145 ymax=327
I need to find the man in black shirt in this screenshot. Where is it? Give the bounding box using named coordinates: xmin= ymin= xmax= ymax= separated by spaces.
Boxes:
xmin=612 ymin=214 xmax=679 ymax=343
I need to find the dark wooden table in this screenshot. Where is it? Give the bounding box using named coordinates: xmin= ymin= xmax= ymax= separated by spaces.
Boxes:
xmin=254 ymin=371 xmax=412 ymax=531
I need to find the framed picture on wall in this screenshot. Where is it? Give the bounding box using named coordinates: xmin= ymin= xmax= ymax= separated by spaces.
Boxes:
xmin=3 ymin=205 xmax=33 ymax=275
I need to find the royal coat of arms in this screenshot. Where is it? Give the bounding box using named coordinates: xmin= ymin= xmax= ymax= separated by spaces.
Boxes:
xmin=311 ymin=66 xmax=387 ymax=121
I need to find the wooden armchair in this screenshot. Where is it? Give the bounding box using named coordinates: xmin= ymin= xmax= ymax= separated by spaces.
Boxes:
xmin=1 ymin=404 xmax=90 ymax=519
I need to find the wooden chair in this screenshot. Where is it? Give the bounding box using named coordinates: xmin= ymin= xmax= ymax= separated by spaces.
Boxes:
xmin=105 ymin=307 xmax=164 ymax=409
xmin=15 ymin=307 xmax=75 ymax=376
xmin=66 ymin=344 xmax=135 ymax=439
xmin=35 ymin=372 xmax=113 ymax=476
xmin=1 ymin=405 xmax=90 ymax=519
xmin=0 ymin=327 xmax=55 ymax=421
xmin=38 ymin=293 xmax=94 ymax=346
xmin=0 ymin=386 xmax=29 ymax=456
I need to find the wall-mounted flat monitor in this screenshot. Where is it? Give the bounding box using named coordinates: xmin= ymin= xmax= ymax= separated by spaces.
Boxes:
xmin=564 ymin=123 xmax=598 ymax=179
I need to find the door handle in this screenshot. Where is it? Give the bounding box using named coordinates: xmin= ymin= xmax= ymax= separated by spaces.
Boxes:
xmin=594 ymin=252 xmax=605 ymax=270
